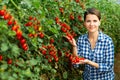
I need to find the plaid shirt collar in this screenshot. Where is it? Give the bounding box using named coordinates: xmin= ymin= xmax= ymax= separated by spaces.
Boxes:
xmin=84 ymin=31 xmax=105 ymax=42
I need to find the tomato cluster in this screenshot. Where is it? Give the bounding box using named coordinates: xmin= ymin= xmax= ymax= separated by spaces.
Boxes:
xmin=0 ymin=4 xmax=82 ymax=64
xmin=24 ymin=16 xmax=45 ymax=39
xmin=65 ymin=52 xmax=85 ymax=64
xmin=39 ymin=44 xmax=59 ymax=62
xmin=0 ymin=6 xmax=28 ymax=51
xmin=55 ymin=16 xmax=77 ymax=39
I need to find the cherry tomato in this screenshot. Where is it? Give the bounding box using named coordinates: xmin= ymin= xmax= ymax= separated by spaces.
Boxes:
xmin=0 ymin=10 xmax=5 ymax=16
xmin=0 ymin=55 xmax=3 ymax=61
xmin=7 ymin=59 xmax=12 ymax=64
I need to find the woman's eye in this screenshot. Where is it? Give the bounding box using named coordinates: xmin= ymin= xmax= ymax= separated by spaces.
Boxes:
xmin=93 ymin=20 xmax=97 ymax=22
xmin=86 ymin=20 xmax=90 ymax=22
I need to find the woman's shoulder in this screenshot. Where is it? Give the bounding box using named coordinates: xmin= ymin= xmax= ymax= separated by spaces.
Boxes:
xmin=100 ymin=31 xmax=113 ymax=42
xmin=78 ymin=33 xmax=87 ymax=40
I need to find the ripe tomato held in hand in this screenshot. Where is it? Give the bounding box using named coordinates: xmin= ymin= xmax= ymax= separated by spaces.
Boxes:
xmin=71 ymin=56 xmax=85 ymax=64
xmin=66 ymin=33 xmax=73 ymax=41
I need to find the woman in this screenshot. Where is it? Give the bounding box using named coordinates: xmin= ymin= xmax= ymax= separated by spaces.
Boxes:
xmin=67 ymin=8 xmax=114 ymax=80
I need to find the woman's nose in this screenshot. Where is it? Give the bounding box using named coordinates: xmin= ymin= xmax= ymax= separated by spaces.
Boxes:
xmin=90 ymin=21 xmax=94 ymax=26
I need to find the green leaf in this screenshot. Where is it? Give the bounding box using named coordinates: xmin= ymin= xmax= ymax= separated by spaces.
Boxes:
xmin=23 ymin=68 xmax=32 ymax=77
xmin=11 ymin=45 xmax=20 ymax=57
xmin=41 ymin=64 xmax=52 ymax=70
xmin=51 ymin=69 xmax=57 ymax=74
xmin=8 ymin=30 xmax=16 ymax=36
xmin=34 ymin=67 xmax=40 ymax=72
xmin=16 ymin=61 xmax=25 ymax=67
xmin=1 ymin=43 xmax=8 ymax=51
xmin=63 ymin=71 xmax=68 ymax=79
xmin=8 ymin=76 xmax=16 ymax=80
xmin=32 ymin=0 xmax=40 ymax=9
xmin=29 ymin=58 xmax=38 ymax=66
xmin=0 ymin=64 xmax=8 ymax=71
xmin=49 ymin=27 xmax=58 ymax=34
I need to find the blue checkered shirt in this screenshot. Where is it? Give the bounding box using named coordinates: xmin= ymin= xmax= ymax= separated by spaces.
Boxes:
xmin=77 ymin=31 xmax=114 ymax=80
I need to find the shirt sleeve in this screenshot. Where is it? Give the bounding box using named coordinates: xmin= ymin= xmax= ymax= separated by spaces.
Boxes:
xmin=97 ymin=39 xmax=114 ymax=72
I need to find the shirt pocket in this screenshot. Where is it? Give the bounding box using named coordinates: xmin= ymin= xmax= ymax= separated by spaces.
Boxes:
xmin=94 ymin=50 xmax=104 ymax=63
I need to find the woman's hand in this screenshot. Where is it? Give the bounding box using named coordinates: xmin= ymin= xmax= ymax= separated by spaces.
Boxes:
xmin=74 ymin=59 xmax=99 ymax=68
xmin=75 ymin=59 xmax=89 ymax=64
xmin=65 ymin=35 xmax=77 ymax=47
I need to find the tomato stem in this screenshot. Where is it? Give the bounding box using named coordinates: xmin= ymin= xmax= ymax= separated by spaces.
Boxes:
xmin=10 ymin=0 xmax=20 ymax=10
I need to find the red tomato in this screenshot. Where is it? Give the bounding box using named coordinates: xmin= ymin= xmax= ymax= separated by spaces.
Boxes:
xmin=50 ymin=38 xmax=54 ymax=44
xmin=65 ymin=52 xmax=70 ymax=57
xmin=59 ymin=8 xmax=64 ymax=14
xmin=61 ymin=27 xmax=67 ymax=33
xmin=7 ymin=19 xmax=13 ymax=26
xmin=25 ymin=22 xmax=32 ymax=26
xmin=4 ymin=13 xmax=10 ymax=20
xmin=49 ymin=50 xmax=54 ymax=56
xmin=55 ymin=17 xmax=60 ymax=24
xmin=75 ymin=57 xmax=80 ymax=62
xmin=11 ymin=25 xmax=19 ymax=32
xmin=20 ymin=38 xmax=26 ymax=45
xmin=0 ymin=10 xmax=5 ymax=16
xmin=23 ymin=46 xmax=28 ymax=51
xmin=48 ymin=59 xmax=52 ymax=63
xmin=7 ymin=59 xmax=12 ymax=64
xmin=16 ymin=29 xmax=22 ymax=37
xmin=79 ymin=57 xmax=85 ymax=61
xmin=41 ymin=50 xmax=47 ymax=55
xmin=22 ymin=43 xmax=27 ymax=48
xmin=76 ymin=0 xmax=80 ymax=3
xmin=66 ymin=33 xmax=73 ymax=40
xmin=70 ymin=14 xmax=74 ymax=20
xmin=54 ymin=57 xmax=59 ymax=62
xmin=69 ymin=55 xmax=73 ymax=61
xmin=39 ymin=32 xmax=44 ymax=38
xmin=0 ymin=55 xmax=3 ymax=61
xmin=29 ymin=16 xmax=33 ymax=20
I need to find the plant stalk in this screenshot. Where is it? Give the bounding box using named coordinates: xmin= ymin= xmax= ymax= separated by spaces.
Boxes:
xmin=10 ymin=0 xmax=20 ymax=10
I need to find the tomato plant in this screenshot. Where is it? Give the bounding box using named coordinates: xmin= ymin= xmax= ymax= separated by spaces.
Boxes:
xmin=0 ymin=0 xmax=120 ymax=80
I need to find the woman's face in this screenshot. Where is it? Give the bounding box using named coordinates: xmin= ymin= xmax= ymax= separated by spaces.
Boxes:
xmin=84 ymin=14 xmax=100 ymax=33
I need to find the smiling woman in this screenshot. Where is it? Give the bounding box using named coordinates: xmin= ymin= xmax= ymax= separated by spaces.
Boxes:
xmin=67 ymin=8 xmax=115 ymax=80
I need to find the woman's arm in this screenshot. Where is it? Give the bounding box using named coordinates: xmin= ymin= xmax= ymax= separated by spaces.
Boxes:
xmin=83 ymin=59 xmax=99 ymax=68
xmin=65 ymin=36 xmax=78 ymax=56
xmin=72 ymin=45 xmax=78 ymax=57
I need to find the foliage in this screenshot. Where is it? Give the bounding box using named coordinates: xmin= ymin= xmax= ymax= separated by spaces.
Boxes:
xmin=0 ymin=0 xmax=120 ymax=80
